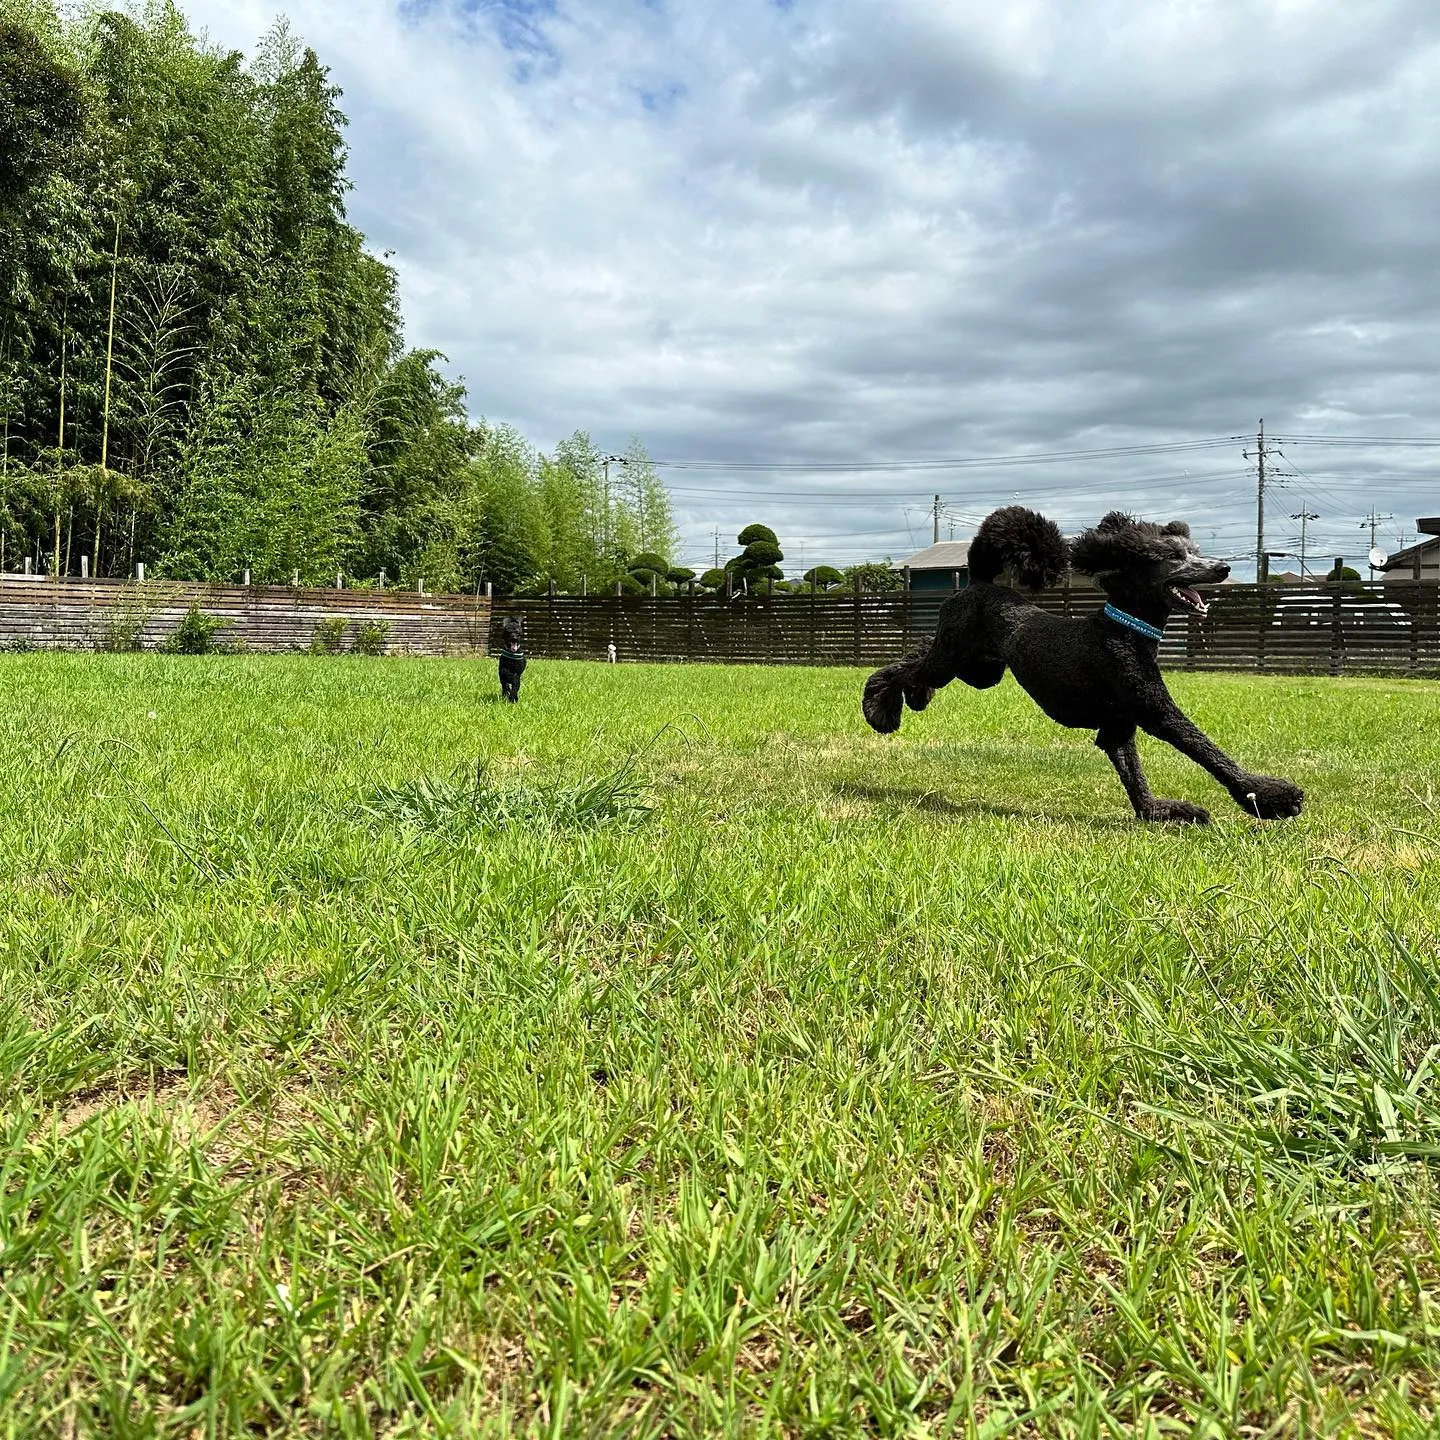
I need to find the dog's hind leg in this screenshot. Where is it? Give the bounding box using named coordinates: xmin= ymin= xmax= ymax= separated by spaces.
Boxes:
xmin=863 ymin=642 xmax=943 ymax=733
xmin=1096 ymin=724 xmax=1211 ymax=824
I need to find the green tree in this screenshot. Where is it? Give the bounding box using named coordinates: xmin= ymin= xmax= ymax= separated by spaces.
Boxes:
xmin=725 ymin=523 xmax=785 ymax=589
xmin=844 ymin=560 xmax=903 ymax=593
xmin=620 ymin=435 xmax=677 ymax=562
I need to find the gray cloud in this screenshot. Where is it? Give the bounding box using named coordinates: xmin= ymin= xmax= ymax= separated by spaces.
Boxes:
xmin=183 ymin=0 xmax=1440 ymax=571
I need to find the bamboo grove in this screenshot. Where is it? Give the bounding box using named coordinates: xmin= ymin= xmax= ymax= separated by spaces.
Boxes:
xmin=0 ymin=0 xmax=679 ymax=594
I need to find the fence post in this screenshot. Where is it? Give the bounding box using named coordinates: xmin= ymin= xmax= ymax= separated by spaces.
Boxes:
xmin=1329 ymin=580 xmax=1344 ymax=676
xmin=1255 ymin=584 xmax=1267 ymax=672
xmin=136 ymin=562 xmax=145 ymax=581
xmin=81 ymin=555 xmax=89 ymax=580
xmin=853 ymin=570 xmax=862 ymax=666
xmin=809 ymin=572 xmax=817 ymax=667
xmin=687 ymin=580 xmax=695 ymax=661
xmin=901 ymin=567 xmax=912 ymax=658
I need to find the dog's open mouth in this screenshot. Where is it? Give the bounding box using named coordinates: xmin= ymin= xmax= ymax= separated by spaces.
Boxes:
xmin=1168 ymin=585 xmax=1210 ymax=616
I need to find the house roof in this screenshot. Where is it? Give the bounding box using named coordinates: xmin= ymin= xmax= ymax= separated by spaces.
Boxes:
xmin=1379 ymin=535 xmax=1440 ymax=570
xmin=897 ymin=541 xmax=972 ymax=570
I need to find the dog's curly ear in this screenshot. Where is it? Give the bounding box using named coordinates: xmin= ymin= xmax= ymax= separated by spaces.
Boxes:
xmin=1162 ymin=521 xmax=1191 ymax=538
xmin=1070 ymin=515 xmax=1173 ymax=574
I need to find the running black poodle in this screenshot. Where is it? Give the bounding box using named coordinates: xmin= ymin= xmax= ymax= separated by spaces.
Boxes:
xmin=863 ymin=506 xmax=1304 ymax=823
xmin=497 ymin=616 xmax=527 ymax=703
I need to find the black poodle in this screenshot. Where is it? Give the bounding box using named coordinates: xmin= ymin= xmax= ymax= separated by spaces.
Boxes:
xmin=863 ymin=506 xmax=1304 ymax=823
xmin=497 ymin=616 xmax=527 ymax=703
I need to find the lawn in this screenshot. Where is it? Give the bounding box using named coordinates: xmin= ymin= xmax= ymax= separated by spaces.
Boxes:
xmin=2 ymin=654 xmax=1438 ymax=1437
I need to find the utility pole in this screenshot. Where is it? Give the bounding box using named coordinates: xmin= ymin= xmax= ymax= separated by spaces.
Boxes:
xmin=1244 ymin=419 xmax=1280 ymax=582
xmin=1291 ymin=509 xmax=1319 ymax=578
xmin=1362 ymin=508 xmax=1393 ymax=577
xmin=713 ymin=527 xmax=721 ymax=569
xmin=602 ymin=454 xmax=627 ymax=559
xmin=932 ymin=494 xmax=941 ymax=544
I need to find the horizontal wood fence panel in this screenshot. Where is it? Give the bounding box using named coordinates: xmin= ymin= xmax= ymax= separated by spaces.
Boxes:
xmin=6 ymin=577 xmax=1438 ymax=675
xmin=0 ymin=578 xmax=490 ymax=655
xmin=492 ymin=582 xmax=1440 ymax=677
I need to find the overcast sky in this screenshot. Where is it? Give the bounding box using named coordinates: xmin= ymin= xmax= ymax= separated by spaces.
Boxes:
xmin=183 ymin=0 xmax=1440 ymax=577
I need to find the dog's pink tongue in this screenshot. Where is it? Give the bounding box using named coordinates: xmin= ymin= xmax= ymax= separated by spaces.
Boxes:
xmin=1179 ymin=587 xmax=1206 ymax=610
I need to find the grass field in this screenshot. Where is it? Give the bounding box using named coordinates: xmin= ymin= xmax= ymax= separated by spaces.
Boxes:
xmin=2 ymin=654 xmax=1439 ymax=1437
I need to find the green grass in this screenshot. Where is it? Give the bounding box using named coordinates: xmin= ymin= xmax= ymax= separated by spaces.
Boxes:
xmin=2 ymin=654 xmax=1439 ymax=1437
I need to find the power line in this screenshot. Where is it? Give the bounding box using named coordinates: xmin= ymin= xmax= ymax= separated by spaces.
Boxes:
xmin=651 ymin=436 xmax=1247 ymax=472
xmin=663 ymin=466 xmax=1253 ymax=502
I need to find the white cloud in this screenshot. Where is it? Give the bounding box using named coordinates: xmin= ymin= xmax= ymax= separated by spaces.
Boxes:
xmin=182 ymin=0 xmax=1440 ymax=571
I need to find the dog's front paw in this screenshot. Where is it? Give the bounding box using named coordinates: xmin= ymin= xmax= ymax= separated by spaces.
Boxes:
xmin=1141 ymin=798 xmax=1211 ymax=825
xmin=1234 ymin=776 xmax=1304 ymax=820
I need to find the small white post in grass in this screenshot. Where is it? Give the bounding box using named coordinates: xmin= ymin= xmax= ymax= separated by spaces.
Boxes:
xmin=136 ymin=562 xmax=145 ymax=581
xmin=80 ymin=555 xmax=89 ymax=579
xmin=243 ymin=568 xmax=250 ymax=586
xmin=608 ymin=641 xmax=617 ymax=663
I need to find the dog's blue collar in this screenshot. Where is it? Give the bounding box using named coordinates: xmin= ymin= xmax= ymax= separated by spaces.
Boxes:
xmin=1103 ymin=603 xmax=1165 ymax=642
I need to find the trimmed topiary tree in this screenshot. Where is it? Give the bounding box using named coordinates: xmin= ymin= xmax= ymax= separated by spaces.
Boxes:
xmin=804 ymin=565 xmax=845 ymax=591
xmin=727 ymin=524 xmax=786 ymax=590
xmin=699 ymin=568 xmax=728 ymax=590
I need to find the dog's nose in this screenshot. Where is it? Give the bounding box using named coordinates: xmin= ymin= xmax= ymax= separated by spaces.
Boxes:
xmin=1216 ymin=564 xmax=1230 ymax=581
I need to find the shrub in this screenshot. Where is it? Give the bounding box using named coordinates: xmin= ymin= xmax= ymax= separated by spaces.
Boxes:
xmin=737 ymin=523 xmax=777 ymax=546
xmin=352 ymin=620 xmax=391 ymax=656
xmin=97 ymin=586 xmax=158 ymax=652
xmin=667 ymin=566 xmax=696 ymax=585
xmin=159 ymin=605 xmax=228 ymax=655
xmin=699 ymin=569 xmax=728 ymax=590
xmin=804 ymin=565 xmax=845 ymax=591
xmin=310 ymin=617 xmax=348 ymax=654
xmin=629 ymin=552 xmax=670 ymax=576
xmin=844 ymin=561 xmax=904 ymax=593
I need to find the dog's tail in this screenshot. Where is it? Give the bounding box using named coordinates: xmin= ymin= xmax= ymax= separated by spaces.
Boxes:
xmin=862 ymin=642 xmax=934 ymax=734
xmin=966 ymin=506 xmax=1069 ymax=589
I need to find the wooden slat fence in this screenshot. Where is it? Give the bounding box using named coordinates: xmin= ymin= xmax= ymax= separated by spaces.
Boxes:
xmin=0 ymin=577 xmax=491 ymax=655
xmin=494 ymin=582 xmax=1440 ymax=677
xmin=6 ymin=575 xmax=1437 ymax=674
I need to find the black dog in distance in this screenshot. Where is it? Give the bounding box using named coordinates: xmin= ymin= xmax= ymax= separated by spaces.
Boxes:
xmin=497 ymin=616 xmax=527 ymax=703
xmin=863 ymin=506 xmax=1305 ymax=824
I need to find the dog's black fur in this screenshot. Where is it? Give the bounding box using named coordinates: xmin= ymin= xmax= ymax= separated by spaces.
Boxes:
xmin=863 ymin=506 xmax=1304 ymax=823
xmin=498 ymin=616 xmax=527 ymax=703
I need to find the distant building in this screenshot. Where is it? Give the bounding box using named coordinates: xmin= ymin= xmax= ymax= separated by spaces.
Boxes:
xmin=897 ymin=541 xmax=972 ymax=592
xmin=896 ymin=538 xmax=1096 ymax=592
xmin=1379 ymin=518 xmax=1440 ymax=583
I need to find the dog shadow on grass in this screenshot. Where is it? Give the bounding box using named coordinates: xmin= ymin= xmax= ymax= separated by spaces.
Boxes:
xmin=835 ymin=781 xmax=1134 ymax=832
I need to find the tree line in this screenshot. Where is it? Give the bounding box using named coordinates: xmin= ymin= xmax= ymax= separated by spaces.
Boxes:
xmin=0 ymin=0 xmax=678 ymax=594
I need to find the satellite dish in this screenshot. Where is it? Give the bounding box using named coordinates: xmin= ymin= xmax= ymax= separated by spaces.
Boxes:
xmin=1369 ymin=546 xmax=1388 ymax=569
